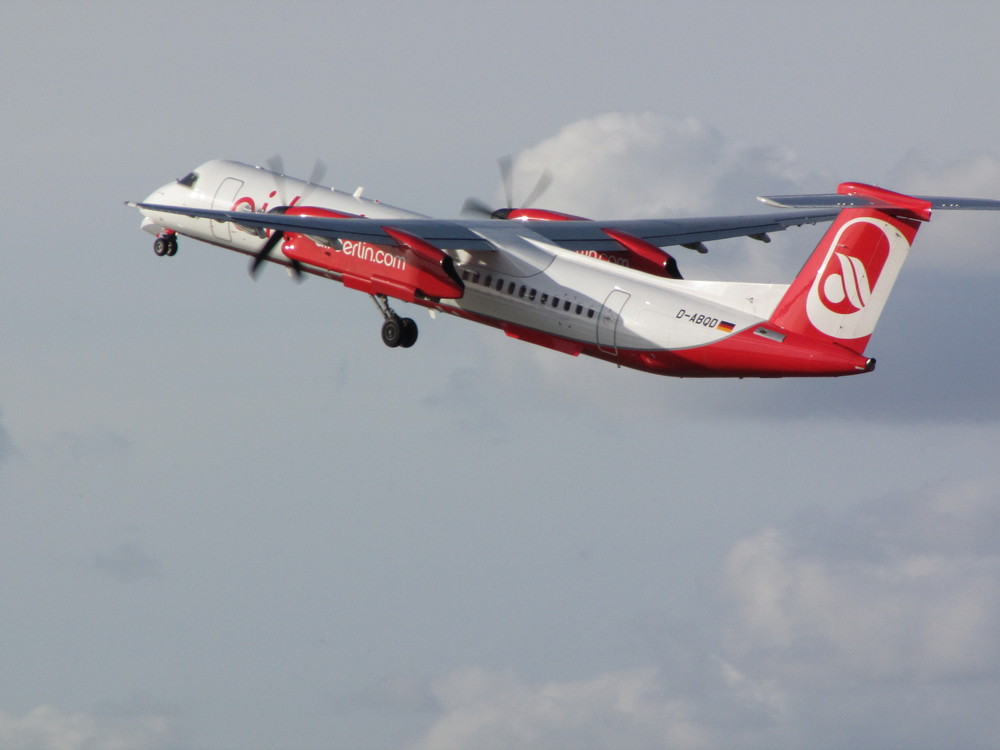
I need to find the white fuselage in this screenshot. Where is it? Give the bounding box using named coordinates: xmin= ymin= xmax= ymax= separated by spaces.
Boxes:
xmin=140 ymin=160 xmax=789 ymax=361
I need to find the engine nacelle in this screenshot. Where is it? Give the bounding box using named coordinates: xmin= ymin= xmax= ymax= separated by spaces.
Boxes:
xmin=493 ymin=208 xmax=682 ymax=279
xmin=602 ymin=228 xmax=683 ymax=279
xmin=494 ymin=207 xmax=589 ymax=221
xmin=279 ymin=218 xmax=464 ymax=301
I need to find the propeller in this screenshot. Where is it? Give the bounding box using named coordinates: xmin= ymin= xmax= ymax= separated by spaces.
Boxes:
xmin=247 ymin=156 xmax=327 ymax=280
xmin=267 ymin=156 xmax=327 ymax=205
xmin=248 ymin=221 xmax=301 ymax=280
xmin=462 ymin=156 xmax=554 ymax=219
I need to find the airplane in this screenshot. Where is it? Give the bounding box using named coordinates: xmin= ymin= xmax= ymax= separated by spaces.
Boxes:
xmin=129 ymin=159 xmax=1000 ymax=378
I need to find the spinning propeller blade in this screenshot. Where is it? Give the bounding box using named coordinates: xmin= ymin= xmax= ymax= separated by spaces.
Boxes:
xmin=461 ymin=197 xmax=496 ymax=218
xmin=462 ymin=155 xmax=555 ymax=219
xmin=247 ymin=155 xmax=324 ymax=281
xmin=249 ymin=226 xmax=284 ymax=279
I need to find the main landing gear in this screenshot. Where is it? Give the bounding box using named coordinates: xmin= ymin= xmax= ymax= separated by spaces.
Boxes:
xmin=371 ymin=294 xmax=418 ymax=349
xmin=153 ymin=232 xmax=178 ymax=257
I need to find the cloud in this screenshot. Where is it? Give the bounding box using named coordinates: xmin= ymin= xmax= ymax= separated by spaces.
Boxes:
xmin=0 ymin=706 xmax=171 ymax=750
xmin=513 ymin=111 xmax=828 ymax=223
xmin=724 ymin=481 xmax=1000 ymax=681
xmin=407 ymin=667 xmax=710 ymax=750
xmin=404 ymin=480 xmax=1000 ymax=750
xmin=719 ymin=478 xmax=1000 ymax=748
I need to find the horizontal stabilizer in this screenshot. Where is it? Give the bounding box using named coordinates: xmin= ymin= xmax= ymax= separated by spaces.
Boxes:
xmin=760 ymin=191 xmax=1000 ymax=212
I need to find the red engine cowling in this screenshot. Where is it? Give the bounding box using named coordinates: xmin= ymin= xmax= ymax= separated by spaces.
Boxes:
xmin=495 ymin=208 xmax=682 ymax=279
xmin=602 ymin=229 xmax=683 ymax=279
xmin=497 ymin=207 xmax=589 ymax=221
xmin=277 ymin=208 xmax=464 ymax=301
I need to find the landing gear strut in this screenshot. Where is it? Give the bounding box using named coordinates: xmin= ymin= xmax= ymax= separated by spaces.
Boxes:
xmin=371 ymin=294 xmax=418 ymax=348
xmin=153 ymin=232 xmax=178 ymax=257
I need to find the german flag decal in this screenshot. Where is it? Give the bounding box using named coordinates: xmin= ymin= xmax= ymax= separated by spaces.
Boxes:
xmin=717 ymin=320 xmax=735 ymax=333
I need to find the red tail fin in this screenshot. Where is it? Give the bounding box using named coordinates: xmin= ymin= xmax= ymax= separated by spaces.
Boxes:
xmin=768 ymin=183 xmax=932 ymax=354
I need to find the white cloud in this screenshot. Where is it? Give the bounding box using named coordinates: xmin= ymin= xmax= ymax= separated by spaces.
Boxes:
xmin=717 ymin=479 xmax=1000 ymax=748
xmin=512 ymin=111 xmax=824 ymax=223
xmin=405 ymin=479 xmax=1000 ymax=750
xmin=723 ymin=480 xmax=1000 ymax=682
xmin=509 ymin=111 xmax=1000 ymax=285
xmin=0 ymin=706 xmax=171 ymax=750
xmin=407 ymin=667 xmax=710 ymax=750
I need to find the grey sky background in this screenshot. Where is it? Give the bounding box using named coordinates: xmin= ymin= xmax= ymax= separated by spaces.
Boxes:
xmin=2 ymin=2 xmax=1000 ymax=749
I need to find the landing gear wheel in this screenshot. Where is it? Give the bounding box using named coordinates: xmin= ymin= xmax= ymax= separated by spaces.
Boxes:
xmin=381 ymin=317 xmax=403 ymax=348
xmin=399 ymin=317 xmax=418 ymax=348
xmin=153 ymin=236 xmax=178 ymax=257
xmin=372 ymin=295 xmax=419 ymax=349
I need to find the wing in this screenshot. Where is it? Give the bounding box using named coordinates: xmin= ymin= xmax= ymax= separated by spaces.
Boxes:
xmin=130 ymin=201 xmax=838 ymax=254
xmin=528 ymin=212 xmax=838 ymax=252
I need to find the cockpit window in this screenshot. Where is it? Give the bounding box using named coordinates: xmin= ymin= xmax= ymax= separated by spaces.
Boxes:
xmin=177 ymin=171 xmax=198 ymax=188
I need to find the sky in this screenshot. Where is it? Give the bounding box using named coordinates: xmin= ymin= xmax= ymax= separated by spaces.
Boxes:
xmin=2 ymin=1 xmax=1000 ymax=749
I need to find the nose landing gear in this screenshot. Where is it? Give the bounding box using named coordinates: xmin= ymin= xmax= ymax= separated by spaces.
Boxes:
xmin=371 ymin=294 xmax=418 ymax=348
xmin=153 ymin=232 xmax=178 ymax=257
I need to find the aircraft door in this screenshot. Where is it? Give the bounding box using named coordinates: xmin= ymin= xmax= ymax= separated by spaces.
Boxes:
xmin=211 ymin=178 xmax=244 ymax=241
xmin=597 ymin=289 xmax=631 ymax=354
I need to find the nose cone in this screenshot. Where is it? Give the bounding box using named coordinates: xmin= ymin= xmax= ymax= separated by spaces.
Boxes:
xmin=142 ymin=179 xmax=183 ymax=207
xmin=136 ymin=180 xmax=193 ymax=235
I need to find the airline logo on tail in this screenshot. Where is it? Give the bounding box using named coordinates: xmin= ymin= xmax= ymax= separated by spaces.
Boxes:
xmin=805 ymin=216 xmax=910 ymax=340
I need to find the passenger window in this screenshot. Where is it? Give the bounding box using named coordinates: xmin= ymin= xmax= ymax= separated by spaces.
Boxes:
xmin=540 ymin=293 xmax=548 ymax=305
xmin=587 ymin=308 xmax=595 ymax=319
xmin=518 ymin=286 xmax=526 ymax=298
xmin=575 ymin=304 xmax=583 ymax=315
xmin=496 ymin=278 xmax=504 ymax=291
xmin=528 ymin=289 xmax=536 ymax=301
xmin=552 ymin=297 xmax=560 ymax=308
xmin=508 ymin=282 xmax=516 ymax=295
